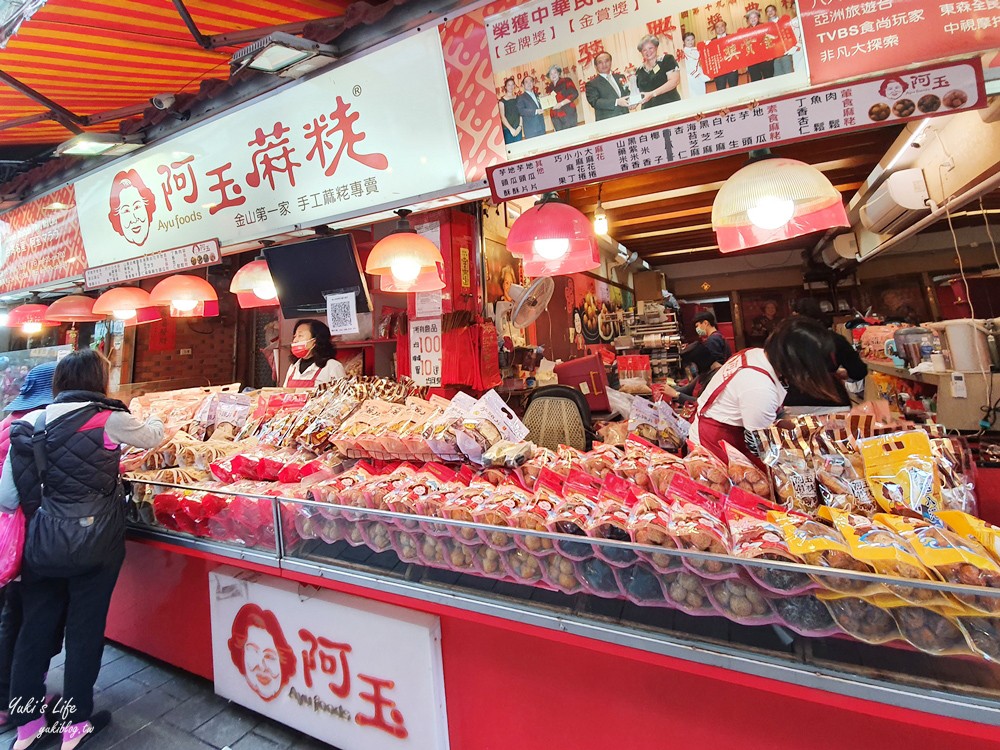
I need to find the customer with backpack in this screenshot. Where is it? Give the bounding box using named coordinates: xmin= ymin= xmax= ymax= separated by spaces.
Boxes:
xmin=0 ymin=350 xmax=163 ymax=750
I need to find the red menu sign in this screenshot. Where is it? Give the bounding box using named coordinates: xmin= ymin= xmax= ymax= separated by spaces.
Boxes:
xmin=0 ymin=186 xmax=87 ymax=294
xmin=802 ymin=0 xmax=1000 ymax=84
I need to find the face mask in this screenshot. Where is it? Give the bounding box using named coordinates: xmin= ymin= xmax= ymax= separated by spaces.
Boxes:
xmin=695 ymin=326 xmax=706 ymax=337
xmin=291 ymin=339 xmax=314 ymax=358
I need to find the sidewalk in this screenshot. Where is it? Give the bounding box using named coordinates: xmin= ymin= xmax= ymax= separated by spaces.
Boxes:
xmin=0 ymin=642 xmax=339 ymax=750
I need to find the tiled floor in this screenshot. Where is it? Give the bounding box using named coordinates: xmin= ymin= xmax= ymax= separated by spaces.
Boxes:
xmin=0 ymin=642 xmax=339 ymax=750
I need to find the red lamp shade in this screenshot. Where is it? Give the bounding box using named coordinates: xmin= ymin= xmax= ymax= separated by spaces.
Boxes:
xmin=149 ymin=274 xmax=218 ymax=314
xmin=235 ymin=291 xmax=278 ymax=309
xmin=168 ymin=299 xmax=219 ymax=318
xmin=122 ymin=306 xmax=162 ymax=327
xmin=8 ymin=303 xmax=50 ymax=329
xmin=230 ymin=258 xmax=278 ymax=306
xmin=45 ymin=295 xmax=103 ymax=323
xmin=507 ymin=199 xmax=599 ymax=277
xmin=93 ymin=287 xmax=157 ymax=321
xmin=378 ymin=263 xmax=445 ymax=293
xmin=365 ymin=232 xmax=443 ymax=286
xmin=712 ymin=158 xmax=849 ymax=253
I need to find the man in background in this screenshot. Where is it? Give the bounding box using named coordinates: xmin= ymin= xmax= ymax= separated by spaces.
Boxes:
xmin=585 ymin=52 xmax=630 ymax=121
xmin=694 ymin=311 xmax=731 ymax=367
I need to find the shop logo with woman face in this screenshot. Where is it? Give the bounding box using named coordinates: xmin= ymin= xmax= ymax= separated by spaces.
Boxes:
xmin=228 ymin=603 xmax=297 ymax=702
xmin=108 ymin=169 xmax=157 ymax=247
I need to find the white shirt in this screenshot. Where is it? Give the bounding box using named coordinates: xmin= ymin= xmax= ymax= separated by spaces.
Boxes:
xmin=689 ymin=348 xmax=786 ymax=444
xmin=283 ymin=359 xmax=346 ymax=387
xmin=603 ymin=73 xmax=621 ymax=97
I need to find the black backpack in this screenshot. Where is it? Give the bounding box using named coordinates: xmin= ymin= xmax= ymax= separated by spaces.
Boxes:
xmin=24 ymin=410 xmax=126 ymax=576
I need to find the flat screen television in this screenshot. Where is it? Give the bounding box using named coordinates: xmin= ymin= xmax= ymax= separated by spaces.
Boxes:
xmin=263 ymin=235 xmax=372 ymax=319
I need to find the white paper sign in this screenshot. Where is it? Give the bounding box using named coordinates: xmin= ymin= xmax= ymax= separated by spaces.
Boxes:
xmin=488 ymin=59 xmax=983 ymax=201
xmin=210 ymin=568 xmax=449 ymax=750
xmin=83 ymin=239 xmax=220 ymax=289
xmin=326 ymin=292 xmax=360 ymax=336
xmin=414 ymin=290 xmax=443 ymax=319
xmin=75 ymin=31 xmax=465 ymax=267
xmin=409 ymin=318 xmax=442 ymax=387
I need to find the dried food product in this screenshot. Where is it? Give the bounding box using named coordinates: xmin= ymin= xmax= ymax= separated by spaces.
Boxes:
xmin=859 ymin=431 xmax=941 ymax=519
xmin=820 ymin=507 xmax=953 ymax=607
xmin=440 ymin=536 xmax=479 ymax=572
xmin=617 ymin=563 xmax=668 ymax=606
xmin=456 ymin=390 xmax=529 ymax=464
xmin=578 ymin=443 xmax=625 ymax=479
xmin=656 ymin=400 xmax=689 ymax=452
xmin=878 ymin=515 xmax=1000 ymax=615
xmin=725 ymin=489 xmax=812 ymax=594
xmin=770 ymin=511 xmax=883 ymax=596
xmin=439 ymin=481 xmax=494 ymax=543
xmin=483 ymin=440 xmax=535 ymax=469
xmin=943 ymin=89 xmax=968 ymax=108
xmin=576 ymin=557 xmax=623 ymax=597
xmin=938 ymin=511 xmax=1000 ymax=563
xmin=818 ymin=593 xmax=900 ymax=644
xmin=587 ymin=474 xmax=639 ymax=566
xmin=665 ymin=473 xmax=734 ymax=579
xmin=504 ymin=548 xmax=544 ymax=584
xmin=511 ymin=468 xmax=562 ymax=555
xmin=684 ymin=443 xmax=731 ymax=494
xmin=957 ymin=616 xmax=1000 ymax=662
xmin=765 ymin=448 xmax=817 ymax=514
xmin=772 ymin=594 xmax=840 ymax=637
xmin=627 ymin=397 xmax=660 ymax=444
xmin=888 ymin=603 xmax=971 ymax=656
xmin=473 ymin=484 xmax=534 ymax=550
xmin=542 ymin=553 xmax=584 ymax=593
xmin=472 ymin=544 xmax=508 ymax=577
xmin=630 ymin=502 xmax=682 ymax=573
xmin=931 ymin=437 xmax=978 ymax=516
xmin=518 ymin=447 xmax=559 ymax=489
xmin=722 ymin=442 xmax=771 ymax=499
xmin=359 ymin=519 xmax=393 ymax=553
xmin=547 ymin=479 xmax=600 ymax=561
xmin=708 ymin=577 xmax=775 ymax=625
xmin=662 ymin=571 xmax=714 ymax=615
xmin=390 ymin=528 xmax=422 ymax=564
xmin=647 ymin=451 xmax=686 ymax=499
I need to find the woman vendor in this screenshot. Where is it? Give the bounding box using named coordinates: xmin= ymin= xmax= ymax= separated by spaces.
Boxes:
xmin=689 ymin=317 xmax=848 ymax=463
xmin=283 ymin=319 xmax=346 ymax=388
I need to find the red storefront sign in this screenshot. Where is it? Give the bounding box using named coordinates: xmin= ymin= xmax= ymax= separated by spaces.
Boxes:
xmin=698 ymin=18 xmax=799 ymax=78
xmin=0 ymin=186 xmax=87 ymax=294
xmin=801 ymin=0 xmax=1000 ymax=84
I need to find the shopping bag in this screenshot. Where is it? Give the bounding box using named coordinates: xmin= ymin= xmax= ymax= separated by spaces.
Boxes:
xmin=0 ymin=507 xmax=25 ymax=586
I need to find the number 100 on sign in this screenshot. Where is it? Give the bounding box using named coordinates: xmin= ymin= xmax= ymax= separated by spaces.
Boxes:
xmin=409 ymin=319 xmax=442 ymax=387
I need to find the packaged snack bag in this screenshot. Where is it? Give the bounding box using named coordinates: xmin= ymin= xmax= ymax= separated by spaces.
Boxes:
xmin=938 ymin=510 xmax=1000 ymax=562
xmin=883 ymin=599 xmax=972 ymax=656
xmin=627 ymin=397 xmax=660 ymax=444
xmin=708 ymin=576 xmax=776 ymax=625
xmin=576 ymin=557 xmax=623 ymax=598
xmin=771 ymin=594 xmax=840 ymax=637
xmin=662 ymin=570 xmax=715 ymax=615
xmin=511 ymin=468 xmax=562 ymax=555
xmin=859 ymin=431 xmax=942 ymax=519
xmin=456 ymin=390 xmax=529 ymax=465
xmin=578 ymin=442 xmax=624 ymax=480
xmin=820 ymin=506 xmax=953 ymax=607
xmin=588 ymin=474 xmax=639 ymax=567
xmin=817 ymin=592 xmax=901 ymax=645
xmin=932 ymin=437 xmax=979 ymax=516
xmin=439 ymin=481 xmax=493 ymax=543
xmin=877 ymin=514 xmax=1000 ymax=615
xmin=765 ymin=448 xmax=817 ymax=514
xmin=957 ymin=616 xmax=1000 ymax=662
xmin=483 ymin=440 xmax=535 ymax=469
xmin=683 ymin=443 xmax=731 ymax=494
xmin=770 ymin=511 xmax=883 ymax=596
xmin=473 ymin=484 xmax=533 ymax=550
xmin=518 ymin=447 xmax=558 ymax=489
xmin=656 ymin=400 xmax=689 ymax=452
xmin=725 ymin=489 xmax=812 ymax=594
xmin=548 ymin=475 xmax=600 ymax=561
xmin=617 ymin=562 xmax=668 ymax=606
xmin=811 ymin=417 xmax=878 ymax=516
xmin=664 ymin=473 xmax=734 ymax=579
xmin=504 ymin=547 xmax=545 ymax=584
xmin=722 ymin=441 xmax=771 ymax=499
xmin=630 ymin=497 xmax=682 ymax=573
xmin=610 ymin=436 xmax=657 ymax=493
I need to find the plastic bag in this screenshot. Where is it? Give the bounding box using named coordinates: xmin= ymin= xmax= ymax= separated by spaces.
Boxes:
xmin=722 ymin=441 xmax=771 ymax=499
xmin=0 ymin=508 xmax=25 ymax=586
xmin=860 ymin=431 xmax=941 ymax=519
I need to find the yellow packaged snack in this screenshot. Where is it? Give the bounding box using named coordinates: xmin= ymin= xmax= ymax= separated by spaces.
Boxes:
xmin=937 ymin=510 xmax=1000 ymax=562
xmin=859 ymin=431 xmax=941 ymax=519
xmin=875 ymin=596 xmax=972 ymax=656
xmin=769 ymin=511 xmax=882 ymax=596
xmin=877 ymin=514 xmax=1000 ymax=615
xmin=819 ymin=507 xmax=953 ymax=607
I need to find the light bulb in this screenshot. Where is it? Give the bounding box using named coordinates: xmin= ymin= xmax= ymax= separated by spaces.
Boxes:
xmin=746 ymin=196 xmax=795 ymax=230
xmin=21 ymin=322 xmax=42 ymax=335
xmin=172 ymin=299 xmax=199 ymax=312
xmin=533 ymin=238 xmax=570 ymax=260
xmin=112 ymin=309 xmax=136 ymax=321
xmin=593 ymin=212 xmax=608 ymax=236
xmin=389 ymin=256 xmax=422 ymax=283
xmin=252 ymin=281 xmax=277 ymax=300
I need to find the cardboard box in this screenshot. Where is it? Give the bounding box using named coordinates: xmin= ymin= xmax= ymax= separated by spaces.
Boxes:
xmin=633 ymin=271 xmax=664 ymax=301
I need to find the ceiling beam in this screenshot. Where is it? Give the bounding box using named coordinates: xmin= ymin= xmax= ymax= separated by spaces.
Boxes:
xmin=0 ymin=71 xmax=84 ymax=134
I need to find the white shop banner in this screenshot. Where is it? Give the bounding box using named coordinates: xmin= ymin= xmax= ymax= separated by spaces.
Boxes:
xmin=488 ymin=57 xmax=984 ymax=201
xmin=76 ymin=30 xmax=466 ymax=267
xmin=209 ymin=568 xmax=449 ymax=750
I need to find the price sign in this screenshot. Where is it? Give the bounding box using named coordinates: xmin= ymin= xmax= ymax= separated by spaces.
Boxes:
xmin=84 ymin=239 xmax=221 ymax=289
xmin=409 ymin=317 xmax=442 ymax=387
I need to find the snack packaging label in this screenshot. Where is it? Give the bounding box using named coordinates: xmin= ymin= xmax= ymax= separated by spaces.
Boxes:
xmin=859 ymin=431 xmax=942 ymax=519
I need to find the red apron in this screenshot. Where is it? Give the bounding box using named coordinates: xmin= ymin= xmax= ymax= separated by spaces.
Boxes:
xmin=696 ymin=352 xmax=776 ymax=468
xmin=285 ymin=364 xmax=319 ymax=388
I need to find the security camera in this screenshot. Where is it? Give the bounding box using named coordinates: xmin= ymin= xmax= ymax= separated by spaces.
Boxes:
xmin=151 ymin=93 xmax=176 ymax=110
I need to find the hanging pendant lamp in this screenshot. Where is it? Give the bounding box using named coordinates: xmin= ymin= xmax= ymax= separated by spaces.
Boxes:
xmin=9 ymin=296 xmax=50 ymax=334
xmin=122 ymin=306 xmax=163 ymax=327
xmin=45 ymin=295 xmax=104 ymax=323
xmin=712 ymin=156 xmax=849 ymax=253
xmin=365 ymin=209 xmax=445 ymax=292
xmin=507 ymin=192 xmax=599 ymax=277
xmin=230 ymin=255 xmax=278 ymax=307
xmin=150 ymin=274 xmax=218 ymax=315
xmin=93 ymin=287 xmax=159 ymax=322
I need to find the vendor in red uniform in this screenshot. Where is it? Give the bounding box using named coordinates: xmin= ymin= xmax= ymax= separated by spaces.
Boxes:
xmin=283 ymin=319 xmax=346 ymax=388
xmin=690 ymin=317 xmax=847 ymax=463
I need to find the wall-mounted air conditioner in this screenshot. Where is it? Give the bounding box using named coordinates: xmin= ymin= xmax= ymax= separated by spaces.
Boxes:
xmin=859 ymin=168 xmax=931 ymax=235
xmin=822 ymin=243 xmax=854 ymax=269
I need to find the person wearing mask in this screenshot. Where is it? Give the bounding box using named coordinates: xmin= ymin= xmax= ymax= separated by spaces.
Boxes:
xmin=690 ymin=317 xmax=848 ymax=463
xmin=786 ymin=297 xmax=867 ymax=411
xmin=585 ymin=52 xmax=630 ymax=121
xmin=516 ymin=75 xmax=546 ymax=139
xmin=0 ymin=363 xmax=63 ymax=732
xmin=744 ymin=10 xmax=774 ymax=81
xmin=693 ymin=311 xmax=731 ymax=367
xmin=0 ymin=350 xmax=164 ymax=750
xmin=283 ymin=319 xmax=345 ymax=388
xmin=635 ymin=34 xmax=681 ymax=109
xmin=661 ymin=342 xmax=718 ymax=405
xmin=711 ymin=21 xmax=740 ymax=90
xmin=546 ymin=65 xmax=580 ymax=131
xmin=498 ymin=77 xmax=523 ymax=144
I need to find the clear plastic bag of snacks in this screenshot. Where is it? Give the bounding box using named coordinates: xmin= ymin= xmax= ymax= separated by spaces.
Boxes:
xmin=547 ymin=472 xmax=600 ymax=561
xmin=707 ymin=576 xmax=777 ymax=626
xmin=630 ymin=493 xmax=682 ymax=573
xmin=722 ymin=442 xmax=771 ymax=499
xmin=684 ymin=442 xmax=731 ymax=495
xmin=765 ymin=448 xmax=817 ymax=514
xmin=881 ymin=598 xmax=972 ymax=656
xmin=587 ymin=474 xmax=639 ymax=567
xmin=473 ymin=484 xmax=533 ymax=550
xmin=510 ymin=469 xmax=561 ymax=557
xmin=932 ymin=436 xmax=978 ymax=516
xmin=818 ymin=593 xmax=901 ymax=645
xmin=578 ymin=443 xmax=624 ymax=480
xmin=664 ymin=473 xmax=734 ymax=580
xmin=771 ymin=594 xmax=840 ymax=637
xmin=518 ymin=446 xmax=558 ymax=489
xmin=860 ymin=431 xmax=942 ymax=519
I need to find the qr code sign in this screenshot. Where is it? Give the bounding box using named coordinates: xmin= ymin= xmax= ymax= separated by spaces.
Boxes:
xmin=326 ymin=293 xmax=358 ymax=335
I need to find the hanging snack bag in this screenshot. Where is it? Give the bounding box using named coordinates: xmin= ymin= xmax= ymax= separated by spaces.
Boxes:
xmin=664 ymin=472 xmax=734 ymax=579
xmin=878 ymin=514 xmax=1000 ymax=615
xmin=769 ymin=511 xmax=884 ymax=596
xmin=627 ymin=397 xmax=660 ymax=445
xmin=820 ymin=506 xmax=954 ymax=607
xmin=817 ymin=592 xmax=901 ymax=645
xmin=656 ymin=400 xmax=689 ymax=452
xmin=765 ymin=448 xmax=817 ymax=514
xmin=684 ymin=442 xmax=731 ymax=495
xmin=518 ymin=446 xmax=559 ymax=489
xmin=630 ymin=493 xmax=682 ymax=573
xmin=722 ymin=441 xmax=771 ymax=499
xmin=725 ymin=489 xmax=812 ymax=594
xmin=859 ymin=430 xmax=941 ymax=519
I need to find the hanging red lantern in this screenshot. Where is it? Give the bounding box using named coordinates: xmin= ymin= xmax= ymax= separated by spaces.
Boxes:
xmin=45 ymin=295 xmax=103 ymax=323
xmin=507 ymin=193 xmax=600 ymax=277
